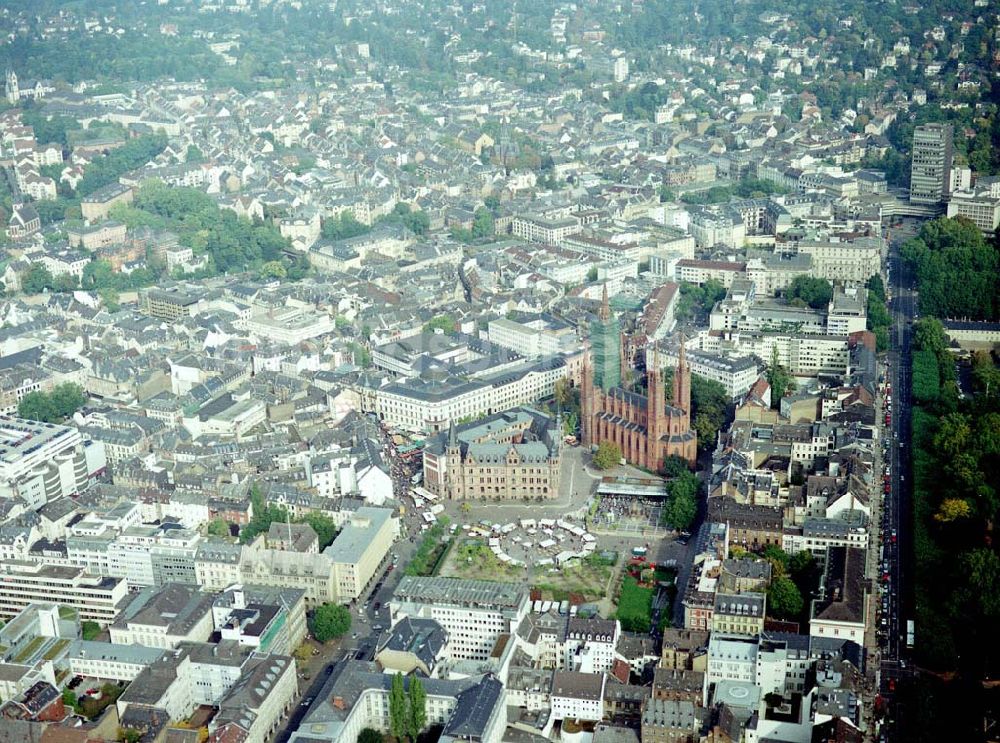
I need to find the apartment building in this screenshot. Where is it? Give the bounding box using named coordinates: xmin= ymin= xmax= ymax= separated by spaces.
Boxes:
xmin=0 ymin=561 xmax=128 ymax=626
xmin=68 ymin=641 xmax=164 ymax=682
xmin=674 ymin=258 xmax=746 ymax=288
xmin=790 ymin=237 xmax=882 ymax=284
xmin=946 ymin=188 xmax=1000 ymax=234
xmin=0 ymin=417 xmax=107 ymax=508
xmin=376 ymin=357 xmax=570 ymax=434
xmin=550 ymin=670 xmax=605 ymax=722
xmin=656 ymin=344 xmax=760 ymax=401
xmin=80 ymin=183 xmax=134 ymax=222
xmin=487 ymin=316 xmax=578 ymax=358
xmin=196 ymin=507 xmax=396 ymax=606
xmin=702 ymin=331 xmax=850 ymax=378
xmin=288 ymin=663 xmax=506 ymax=743
xmin=809 ymin=546 xmax=868 ymax=646
xmin=116 ymin=643 xmax=296 ymax=743
xmin=511 ymin=214 xmax=581 ymax=243
xmin=246 ymin=306 xmax=337 ymax=345
xmin=324 ymin=507 xmax=399 ymax=601
xmin=389 ymin=577 xmax=530 ymax=661
xmin=139 ymin=287 xmax=202 ymax=321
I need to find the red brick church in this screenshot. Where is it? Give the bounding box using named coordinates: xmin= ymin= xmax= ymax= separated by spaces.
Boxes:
xmin=581 ymin=342 xmax=698 ymax=471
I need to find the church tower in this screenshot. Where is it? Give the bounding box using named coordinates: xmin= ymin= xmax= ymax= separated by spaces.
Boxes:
xmin=646 ymin=345 xmax=664 ymax=470
xmin=672 ymin=339 xmax=692 ymax=425
xmin=580 ymin=351 xmax=593 ymax=446
xmin=445 ymin=420 xmax=463 ymax=500
xmin=5 ymin=70 xmax=18 ymax=105
xmin=590 ymin=284 xmax=621 ymax=392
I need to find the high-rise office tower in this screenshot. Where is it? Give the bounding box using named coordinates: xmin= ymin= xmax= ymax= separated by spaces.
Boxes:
xmin=910 ymin=123 xmax=954 ymax=204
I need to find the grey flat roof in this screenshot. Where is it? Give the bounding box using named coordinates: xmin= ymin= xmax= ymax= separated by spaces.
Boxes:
xmin=393 ymin=576 xmax=526 ymax=610
xmin=322 ymin=507 xmax=392 ymax=564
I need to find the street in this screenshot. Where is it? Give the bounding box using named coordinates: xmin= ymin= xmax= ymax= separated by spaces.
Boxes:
xmin=876 ymin=220 xmax=920 ymax=741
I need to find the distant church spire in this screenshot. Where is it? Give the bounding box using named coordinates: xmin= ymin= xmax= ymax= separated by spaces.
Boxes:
xmin=498 ymin=115 xmax=516 ymax=176
xmin=598 ymin=283 xmax=610 ymax=321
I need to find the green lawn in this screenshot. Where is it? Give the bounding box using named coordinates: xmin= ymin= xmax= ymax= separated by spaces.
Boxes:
xmin=615 ymin=575 xmax=654 ymax=633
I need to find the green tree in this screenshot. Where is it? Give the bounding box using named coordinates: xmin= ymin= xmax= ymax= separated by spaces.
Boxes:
xmin=358 ymin=730 xmax=384 ymax=743
xmin=310 ymin=603 xmax=351 ymax=643
xmin=901 ymin=217 xmax=999 ymax=320
xmin=972 ymin=352 xmax=1000 ymax=396
xmin=408 ymin=675 xmax=427 ymax=741
xmin=259 ymin=260 xmax=287 ymax=280
xmin=767 ymin=576 xmax=804 ymax=619
xmin=933 ymin=413 xmax=971 ymax=461
xmin=296 ymin=512 xmax=338 ymax=550
xmin=766 ymin=347 xmax=794 ymax=408
xmin=592 ymin=440 xmax=622 ymax=470
xmin=762 ymin=545 xmax=790 ymax=576
xmin=554 ymin=377 xmax=573 ymax=409
xmin=98 ymin=288 xmax=120 ymax=312
xmin=785 ymin=276 xmax=834 ymax=309
xmin=471 ymin=207 xmax=495 ymax=239
xmin=484 ymin=195 xmax=501 ymax=214
xmin=912 ymin=318 xmax=949 ymax=355
xmin=81 ymin=259 xmax=116 ymax=290
xmin=186 ymin=145 xmax=205 ymax=163
xmin=62 ymin=688 xmax=78 ymax=711
xmin=321 ymin=211 xmax=370 ymax=241
xmin=405 ymin=209 xmax=430 ymax=235
xmin=866 ymin=274 xmax=886 ymax=302
xmin=662 ymin=455 xmax=690 ymax=478
xmin=21 ymin=264 xmax=54 ymax=294
xmin=690 ymin=374 xmax=729 ymax=451
xmin=586 ymin=266 xmax=599 ymax=282
xmin=912 ymin=349 xmax=941 ymax=404
xmin=18 ymin=383 xmax=86 ymax=423
xmin=77 ymin=134 xmax=168 ymax=197
xmin=206 ymin=518 xmax=230 ymax=538
xmin=423 ymin=315 xmax=457 ymax=335
xmin=240 ymin=485 xmax=290 ymax=544
xmin=662 ymin=471 xmax=699 ymax=530
xmin=17 ymin=391 xmax=57 ymax=423
xmin=389 ymin=673 xmax=408 ymax=742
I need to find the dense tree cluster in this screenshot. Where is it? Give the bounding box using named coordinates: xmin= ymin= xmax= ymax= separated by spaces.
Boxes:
xmin=17 ymin=383 xmax=86 ymax=423
xmin=321 ymin=211 xmax=370 ymax=242
xmin=785 ymin=276 xmax=833 ymax=310
xmin=866 ymin=275 xmax=892 ymax=352
xmin=680 ymin=178 xmax=789 ymax=205
xmin=131 ymin=181 xmax=292 ymax=274
xmin=661 ymin=470 xmax=699 ymax=531
xmin=901 ymin=217 xmax=1000 ymax=320
xmin=690 ymin=374 xmax=730 ymax=453
xmin=77 ymin=134 xmax=168 ymax=197
xmin=405 ymin=518 xmax=450 ymax=577
xmin=675 ymin=280 xmax=727 ymax=323
xmin=310 ymin=603 xmax=351 ymax=643
xmin=766 ymin=347 xmax=795 ymax=408
xmin=908 ymin=314 xmax=1000 ymax=680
